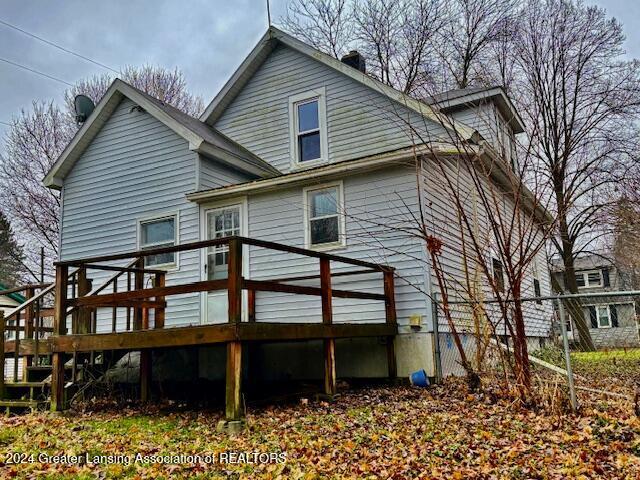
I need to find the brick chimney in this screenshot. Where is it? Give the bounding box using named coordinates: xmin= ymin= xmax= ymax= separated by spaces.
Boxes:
xmin=340 ymin=50 xmax=366 ymax=73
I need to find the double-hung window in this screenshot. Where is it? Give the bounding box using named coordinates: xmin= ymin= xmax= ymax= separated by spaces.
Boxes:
xmin=138 ymin=214 xmax=177 ymax=267
xmin=290 ymin=89 xmax=328 ymax=166
xmin=304 ymin=183 xmax=345 ymax=250
xmin=492 ymin=257 xmax=505 ymax=293
xmin=576 ymin=270 xmax=602 ymax=288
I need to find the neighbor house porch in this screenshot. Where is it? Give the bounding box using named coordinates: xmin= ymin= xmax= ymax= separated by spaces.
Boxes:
xmin=1 ymin=236 xmax=398 ymax=423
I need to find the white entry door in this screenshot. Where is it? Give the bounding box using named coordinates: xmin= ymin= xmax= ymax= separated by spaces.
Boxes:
xmin=202 ymin=203 xmax=245 ymax=324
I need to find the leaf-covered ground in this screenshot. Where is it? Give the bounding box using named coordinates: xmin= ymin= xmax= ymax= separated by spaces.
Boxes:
xmin=1 ymin=379 xmax=639 ymax=479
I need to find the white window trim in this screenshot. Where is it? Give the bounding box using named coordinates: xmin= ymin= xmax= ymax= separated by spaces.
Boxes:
xmin=576 ymin=269 xmax=603 ymax=289
xmin=137 ymin=211 xmax=180 ymax=270
xmin=289 ymin=87 xmax=329 ymax=169
xmin=596 ymin=305 xmax=611 ymax=329
xmin=303 ymin=181 xmax=346 ymax=251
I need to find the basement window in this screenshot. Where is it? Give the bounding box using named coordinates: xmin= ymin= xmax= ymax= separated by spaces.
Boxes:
xmin=290 ymin=88 xmax=328 ymax=167
xmin=138 ymin=214 xmax=178 ymax=268
xmin=304 ymin=183 xmax=345 ymax=250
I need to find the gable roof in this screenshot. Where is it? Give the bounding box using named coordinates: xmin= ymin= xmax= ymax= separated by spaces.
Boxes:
xmin=43 ymin=79 xmax=281 ymax=189
xmin=0 ymin=283 xmax=26 ymax=304
xmin=200 ymin=26 xmax=478 ymax=142
xmin=427 ymin=86 xmax=525 ymax=134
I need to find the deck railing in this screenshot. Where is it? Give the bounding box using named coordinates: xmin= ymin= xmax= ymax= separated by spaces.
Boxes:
xmin=4 ymin=236 xmax=397 ymax=417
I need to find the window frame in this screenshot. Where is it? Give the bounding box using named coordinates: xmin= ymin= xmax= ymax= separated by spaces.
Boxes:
xmin=303 ymin=181 xmax=346 ymax=251
xmin=289 ymin=88 xmax=329 ymax=169
xmin=596 ymin=305 xmax=611 ymax=328
xmin=576 ymin=269 xmax=603 ymax=289
xmin=137 ymin=212 xmax=179 ymax=269
xmin=492 ymin=257 xmax=505 ymax=293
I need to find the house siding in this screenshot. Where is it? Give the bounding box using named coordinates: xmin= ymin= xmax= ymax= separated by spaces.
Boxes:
xmin=60 ymin=98 xmax=204 ymax=331
xmin=215 ymin=44 xmax=447 ymax=173
xmin=246 ymin=164 xmax=430 ymax=329
xmin=198 ymin=155 xmax=251 ymax=191
xmin=420 ymin=155 xmax=554 ymax=362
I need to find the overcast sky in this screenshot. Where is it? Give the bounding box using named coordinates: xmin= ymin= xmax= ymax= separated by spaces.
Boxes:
xmin=0 ymin=0 xmax=638 ymax=141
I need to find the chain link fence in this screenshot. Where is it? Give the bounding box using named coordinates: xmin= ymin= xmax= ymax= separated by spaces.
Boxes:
xmin=433 ymin=291 xmax=640 ymax=413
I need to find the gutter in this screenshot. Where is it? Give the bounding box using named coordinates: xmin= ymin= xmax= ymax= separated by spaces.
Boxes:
xmin=186 ymin=143 xmax=472 ymax=203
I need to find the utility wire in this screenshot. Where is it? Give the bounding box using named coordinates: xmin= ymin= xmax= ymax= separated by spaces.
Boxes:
xmin=0 ymin=18 xmax=119 ymax=74
xmin=0 ymin=56 xmax=74 ymax=86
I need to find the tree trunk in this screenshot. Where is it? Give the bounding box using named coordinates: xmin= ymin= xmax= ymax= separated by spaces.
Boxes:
xmin=554 ymin=175 xmax=595 ymax=351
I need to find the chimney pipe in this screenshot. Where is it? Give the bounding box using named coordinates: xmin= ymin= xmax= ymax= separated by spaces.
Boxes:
xmin=341 ymin=50 xmax=366 ymax=73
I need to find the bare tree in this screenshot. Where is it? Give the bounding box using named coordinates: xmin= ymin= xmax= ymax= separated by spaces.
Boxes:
xmin=281 ymin=0 xmax=354 ymax=58
xmin=436 ymin=0 xmax=516 ymax=89
xmin=282 ymin=0 xmax=447 ymax=94
xmin=510 ymin=0 xmax=640 ymax=350
xmin=0 ymin=66 xmax=204 ymax=280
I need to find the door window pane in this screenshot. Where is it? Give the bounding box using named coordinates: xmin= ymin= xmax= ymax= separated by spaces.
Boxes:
xmin=207 ymin=207 xmax=240 ymax=280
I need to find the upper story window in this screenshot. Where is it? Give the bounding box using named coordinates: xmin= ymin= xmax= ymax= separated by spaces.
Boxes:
xmin=532 ymin=258 xmax=542 ymax=304
xmin=303 ymin=182 xmax=345 ymax=250
xmin=492 ymin=257 xmax=505 ymax=293
xmin=575 ymin=270 xmax=602 ymax=289
xmin=290 ymin=88 xmax=328 ymax=167
xmin=138 ymin=214 xmax=178 ymax=268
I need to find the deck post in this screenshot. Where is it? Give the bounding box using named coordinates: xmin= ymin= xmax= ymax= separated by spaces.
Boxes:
xmin=320 ymin=258 xmax=336 ymax=397
xmin=154 ymin=272 xmax=165 ymax=329
xmin=22 ymin=287 xmax=35 ymax=379
xmin=77 ymin=267 xmax=91 ymax=334
xmin=133 ymin=257 xmax=144 ymax=330
xmin=0 ymin=313 xmax=5 ymax=399
xmin=224 ymin=238 xmax=243 ymax=423
xmin=383 ymin=269 xmax=397 ymax=379
xmin=51 ymin=264 xmax=69 ymax=412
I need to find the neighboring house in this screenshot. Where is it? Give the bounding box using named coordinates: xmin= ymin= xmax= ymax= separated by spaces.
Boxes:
xmin=41 ymin=26 xmax=553 ymax=382
xmin=551 ymin=255 xmax=639 ymax=348
xmin=0 ymin=284 xmax=25 ymax=380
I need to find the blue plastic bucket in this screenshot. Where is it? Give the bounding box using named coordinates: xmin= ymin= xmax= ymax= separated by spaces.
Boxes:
xmin=409 ymin=369 xmax=430 ymax=387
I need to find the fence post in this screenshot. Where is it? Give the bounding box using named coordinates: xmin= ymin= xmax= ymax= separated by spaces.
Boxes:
xmin=51 ymin=264 xmax=68 ymax=412
xmin=558 ymin=297 xmax=578 ymax=412
xmin=320 ymin=258 xmax=336 ymax=397
xmin=154 ymin=272 xmax=165 ymax=329
xmin=383 ymin=269 xmax=397 ymax=380
xmin=225 ymin=238 xmax=243 ymax=422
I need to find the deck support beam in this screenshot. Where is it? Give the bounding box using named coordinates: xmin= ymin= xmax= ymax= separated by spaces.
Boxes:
xmin=383 ymin=270 xmax=397 ymax=379
xmin=51 ymin=265 xmax=68 ymax=412
xmin=225 ymin=341 xmax=243 ymax=421
xmin=320 ymin=258 xmax=337 ymax=397
xmin=140 ymin=350 xmax=151 ymax=402
xmin=224 ymin=239 xmax=244 ymax=423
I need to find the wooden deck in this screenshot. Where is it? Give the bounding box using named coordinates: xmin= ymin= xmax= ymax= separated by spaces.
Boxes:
xmin=1 ymin=236 xmax=398 ymax=423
